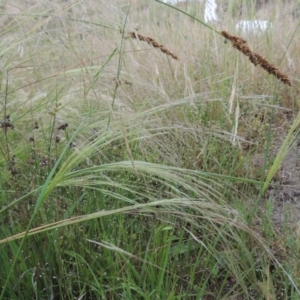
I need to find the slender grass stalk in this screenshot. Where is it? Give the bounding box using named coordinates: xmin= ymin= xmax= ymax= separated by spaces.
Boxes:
xmin=107 ymin=3 xmax=130 ymax=127
xmin=155 ymin=0 xmax=220 ymax=34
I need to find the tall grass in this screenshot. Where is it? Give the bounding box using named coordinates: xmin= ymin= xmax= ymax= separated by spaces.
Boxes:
xmin=0 ymin=0 xmax=300 ymax=298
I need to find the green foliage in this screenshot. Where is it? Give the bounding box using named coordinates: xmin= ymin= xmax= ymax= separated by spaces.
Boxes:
xmin=0 ymin=0 xmax=300 ymax=299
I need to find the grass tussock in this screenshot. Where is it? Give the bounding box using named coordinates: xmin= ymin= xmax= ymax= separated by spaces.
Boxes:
xmin=0 ymin=0 xmax=300 ymax=299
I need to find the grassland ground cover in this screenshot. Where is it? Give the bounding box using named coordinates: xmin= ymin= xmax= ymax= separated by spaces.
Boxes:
xmin=0 ymin=0 xmax=300 ymax=298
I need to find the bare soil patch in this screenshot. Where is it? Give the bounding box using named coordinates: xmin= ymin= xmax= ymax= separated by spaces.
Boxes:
xmin=271 ymin=145 xmax=300 ymax=230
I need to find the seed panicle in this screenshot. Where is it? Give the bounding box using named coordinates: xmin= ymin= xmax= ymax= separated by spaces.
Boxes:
xmin=129 ymin=31 xmax=179 ymax=60
xmin=221 ymin=31 xmax=291 ymax=86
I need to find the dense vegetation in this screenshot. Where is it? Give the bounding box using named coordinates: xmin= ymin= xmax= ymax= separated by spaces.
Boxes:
xmin=0 ymin=0 xmax=300 ymax=299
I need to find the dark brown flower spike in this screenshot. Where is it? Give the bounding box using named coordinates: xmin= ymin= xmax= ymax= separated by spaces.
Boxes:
xmin=57 ymin=123 xmax=68 ymax=131
xmin=0 ymin=115 xmax=14 ymax=131
xmin=129 ymin=31 xmax=179 ymax=60
xmin=221 ymin=31 xmax=291 ymax=86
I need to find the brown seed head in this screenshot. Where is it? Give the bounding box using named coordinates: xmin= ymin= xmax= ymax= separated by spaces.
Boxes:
xmin=221 ymin=31 xmax=291 ymax=86
xmin=129 ymin=31 xmax=179 ymax=60
xmin=57 ymin=123 xmax=68 ymax=131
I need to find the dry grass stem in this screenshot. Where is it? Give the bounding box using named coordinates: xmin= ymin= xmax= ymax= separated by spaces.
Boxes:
xmin=129 ymin=31 xmax=179 ymax=60
xmin=221 ymin=31 xmax=292 ymax=86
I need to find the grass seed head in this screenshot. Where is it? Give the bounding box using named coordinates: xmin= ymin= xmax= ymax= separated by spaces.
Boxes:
xmin=221 ymin=31 xmax=292 ymax=86
xmin=57 ymin=123 xmax=68 ymax=131
xmin=129 ymin=31 xmax=179 ymax=60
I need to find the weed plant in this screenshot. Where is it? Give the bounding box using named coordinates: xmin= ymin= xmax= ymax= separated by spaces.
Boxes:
xmin=0 ymin=0 xmax=300 ymax=299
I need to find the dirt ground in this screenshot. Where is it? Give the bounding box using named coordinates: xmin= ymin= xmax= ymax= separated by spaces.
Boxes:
xmin=271 ymin=145 xmax=300 ymax=231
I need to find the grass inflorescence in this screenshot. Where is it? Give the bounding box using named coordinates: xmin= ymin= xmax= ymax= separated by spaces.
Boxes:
xmin=128 ymin=31 xmax=179 ymax=60
xmin=221 ymin=30 xmax=292 ymax=86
